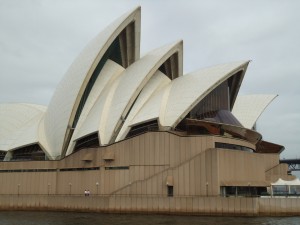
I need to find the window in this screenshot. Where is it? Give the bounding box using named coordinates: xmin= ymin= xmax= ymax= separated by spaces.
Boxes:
xmin=74 ymin=132 xmax=99 ymax=152
xmin=167 ymin=186 xmax=174 ymax=197
xmin=126 ymin=120 xmax=159 ymax=138
xmin=105 ymin=166 xmax=129 ymax=170
xmin=215 ymin=142 xmax=253 ymax=153
xmin=11 ymin=144 xmax=46 ymax=161
xmin=0 ymin=151 xmax=6 ymax=161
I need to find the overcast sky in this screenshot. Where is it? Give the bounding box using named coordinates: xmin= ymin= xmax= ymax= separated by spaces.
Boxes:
xmin=0 ymin=0 xmax=299 ymax=159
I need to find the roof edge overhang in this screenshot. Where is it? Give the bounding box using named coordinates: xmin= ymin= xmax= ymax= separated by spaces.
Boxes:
xmin=256 ymin=140 xmax=285 ymax=154
xmin=182 ymin=118 xmax=262 ymax=146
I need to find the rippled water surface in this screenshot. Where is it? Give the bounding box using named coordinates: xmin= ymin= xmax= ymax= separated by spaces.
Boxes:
xmin=0 ymin=211 xmax=300 ymax=225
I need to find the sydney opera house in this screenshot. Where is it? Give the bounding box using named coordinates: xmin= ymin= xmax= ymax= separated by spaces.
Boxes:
xmin=0 ymin=7 xmax=293 ymax=202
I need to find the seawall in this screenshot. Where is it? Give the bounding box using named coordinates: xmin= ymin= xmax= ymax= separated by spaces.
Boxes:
xmin=0 ymin=195 xmax=300 ymax=216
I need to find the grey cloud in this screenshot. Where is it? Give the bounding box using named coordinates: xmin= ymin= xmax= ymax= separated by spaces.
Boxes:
xmin=0 ymin=0 xmax=299 ymax=159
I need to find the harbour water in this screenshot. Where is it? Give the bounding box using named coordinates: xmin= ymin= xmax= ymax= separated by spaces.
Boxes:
xmin=0 ymin=211 xmax=300 ymax=225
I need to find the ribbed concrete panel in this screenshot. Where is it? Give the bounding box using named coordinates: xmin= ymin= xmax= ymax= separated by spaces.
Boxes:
xmin=115 ymin=70 xmax=171 ymax=141
xmin=43 ymin=7 xmax=141 ymax=158
xmin=66 ymin=60 xmax=125 ymax=155
xmin=0 ymin=103 xmax=46 ymax=151
xmin=232 ymin=94 xmax=277 ymax=129
xmin=101 ymin=41 xmax=182 ymax=145
xmin=160 ymin=61 xmax=249 ymax=128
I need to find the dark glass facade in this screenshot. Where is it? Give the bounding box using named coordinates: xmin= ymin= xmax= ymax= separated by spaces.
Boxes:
xmin=222 ymin=186 xmax=267 ymax=197
xmin=215 ymin=142 xmax=254 ymax=152
xmin=190 ymin=80 xmax=230 ymax=119
xmin=74 ymin=132 xmax=99 ymax=152
xmin=0 ymin=151 xmax=6 ymax=161
xmin=126 ymin=120 xmax=159 ymax=139
xmin=188 ymin=79 xmax=242 ymax=127
xmin=12 ymin=144 xmax=45 ymax=161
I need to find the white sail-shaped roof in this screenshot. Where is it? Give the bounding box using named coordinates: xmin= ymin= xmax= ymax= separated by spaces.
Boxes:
xmin=129 ymin=61 xmax=248 ymax=131
xmin=130 ymin=81 xmax=171 ymax=128
xmin=102 ymin=41 xmax=182 ymax=144
xmin=115 ymin=70 xmax=171 ymax=141
xmin=232 ymin=94 xmax=277 ymax=129
xmin=74 ymin=41 xmax=182 ymax=145
xmin=1 ymin=7 xmax=282 ymax=160
xmin=6 ymin=114 xmax=44 ymax=150
xmin=43 ymin=7 xmax=141 ymax=158
xmin=160 ymin=61 xmax=249 ymax=128
xmin=66 ymin=60 xmax=125 ymax=155
xmin=0 ymin=103 xmax=46 ymax=151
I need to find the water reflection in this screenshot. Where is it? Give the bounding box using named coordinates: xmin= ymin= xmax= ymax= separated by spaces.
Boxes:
xmin=0 ymin=211 xmax=300 ymax=225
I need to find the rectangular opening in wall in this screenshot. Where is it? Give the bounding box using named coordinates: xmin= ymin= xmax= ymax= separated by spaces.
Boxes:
xmin=0 ymin=151 xmax=6 ymax=161
xmin=167 ymin=186 xmax=174 ymax=197
xmin=105 ymin=166 xmax=129 ymax=170
xmin=215 ymin=142 xmax=254 ymax=152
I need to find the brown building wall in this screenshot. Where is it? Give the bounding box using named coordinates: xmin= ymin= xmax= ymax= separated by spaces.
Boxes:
xmin=218 ymin=149 xmax=266 ymax=186
xmin=0 ymin=132 xmax=289 ymax=197
xmin=265 ymin=163 xmax=295 ymax=182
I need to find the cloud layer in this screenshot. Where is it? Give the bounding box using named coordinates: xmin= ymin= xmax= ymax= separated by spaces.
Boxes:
xmin=0 ymin=0 xmax=299 ymax=159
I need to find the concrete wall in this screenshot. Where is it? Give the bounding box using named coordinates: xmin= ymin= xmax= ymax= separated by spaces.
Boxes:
xmin=114 ymin=148 xmax=219 ymax=196
xmin=218 ymin=149 xmax=266 ymax=185
xmin=0 ymin=195 xmax=300 ymax=216
xmin=266 ymin=163 xmax=295 ymax=182
xmin=0 ymin=132 xmax=289 ymax=197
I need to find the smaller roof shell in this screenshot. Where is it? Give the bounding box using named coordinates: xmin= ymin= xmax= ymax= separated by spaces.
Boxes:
xmin=131 ymin=61 xmax=249 ymax=131
xmin=115 ymin=70 xmax=171 ymax=141
xmin=160 ymin=61 xmax=249 ymax=128
xmin=232 ymin=94 xmax=277 ymax=129
xmin=0 ymin=103 xmax=46 ymax=152
xmin=129 ymin=80 xmax=171 ymax=127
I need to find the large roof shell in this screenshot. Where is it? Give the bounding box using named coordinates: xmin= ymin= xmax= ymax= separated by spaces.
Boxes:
xmin=43 ymin=7 xmax=141 ymax=158
xmin=74 ymin=41 xmax=182 ymax=145
xmin=103 ymin=41 xmax=183 ymax=144
xmin=131 ymin=61 xmax=249 ymax=130
xmin=160 ymin=61 xmax=249 ymax=128
xmin=232 ymin=94 xmax=277 ymax=129
xmin=66 ymin=59 xmax=124 ymax=155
